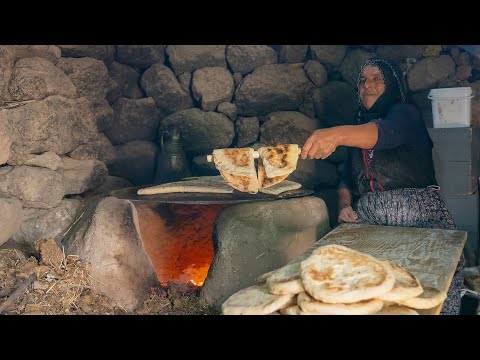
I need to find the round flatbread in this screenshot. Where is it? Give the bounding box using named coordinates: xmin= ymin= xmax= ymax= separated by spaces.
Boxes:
xmin=301 ymin=244 xmax=395 ymax=304
xmin=213 ymin=148 xmax=259 ymax=194
xmin=258 ymin=144 xmax=301 ymax=178
xmin=374 ymin=305 xmax=419 ymax=315
xmin=396 ymin=287 xmax=447 ymax=309
xmin=221 ymin=284 xmax=295 ymax=315
xmin=297 ymin=291 xmax=384 ymax=315
xmin=266 ymin=262 xmax=305 ymax=295
xmin=257 ymin=157 xmax=289 ymax=189
xmin=376 ymin=260 xmax=424 ymax=302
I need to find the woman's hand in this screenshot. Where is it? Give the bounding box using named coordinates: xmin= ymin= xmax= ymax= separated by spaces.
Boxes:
xmin=301 ymin=128 xmax=338 ymax=160
xmin=338 ymin=205 xmax=360 ymax=224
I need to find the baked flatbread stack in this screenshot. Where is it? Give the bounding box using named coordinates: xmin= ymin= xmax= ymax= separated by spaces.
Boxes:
xmin=212 ymin=144 xmax=301 ymax=193
xmin=222 ymin=244 xmax=446 ymax=315
xmin=212 ymin=148 xmax=259 ymax=194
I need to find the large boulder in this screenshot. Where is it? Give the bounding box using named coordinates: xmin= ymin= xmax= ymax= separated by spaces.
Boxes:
xmin=8 ymin=57 xmax=77 ymax=101
xmin=234 ymin=63 xmax=311 ymax=116
xmin=161 ymin=108 xmax=234 ymax=155
xmin=166 ymin=45 xmax=226 ymax=75
xmin=64 ymin=196 xmax=158 ymax=311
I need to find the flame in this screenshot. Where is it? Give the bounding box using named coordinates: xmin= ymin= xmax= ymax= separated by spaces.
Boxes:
xmin=137 ymin=203 xmax=227 ymax=288
xmin=189 ymin=279 xmax=203 ymax=287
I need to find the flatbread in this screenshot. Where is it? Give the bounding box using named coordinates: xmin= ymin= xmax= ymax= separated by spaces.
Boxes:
xmin=266 ymin=262 xmax=305 ymax=295
xmin=256 ymin=269 xmax=276 ymax=284
xmin=376 ymin=260 xmax=424 ymax=302
xmin=218 ymin=170 xmax=259 ymax=194
xmin=297 ymin=291 xmax=384 ymax=315
xmin=137 ymin=178 xmax=234 ymax=195
xmin=279 ymin=305 xmax=305 ymax=315
xmin=374 ymin=305 xmax=419 ymax=315
xmin=257 ymin=157 xmax=289 ymax=188
xmin=259 ymin=180 xmax=302 ymax=195
xmin=213 ymin=148 xmax=259 ymax=194
xmin=258 ymin=144 xmax=301 ymax=178
xmin=221 ymin=284 xmax=295 ymax=315
xmin=300 ymin=244 xmax=395 ymax=304
xmin=396 ymin=287 xmax=447 ymax=309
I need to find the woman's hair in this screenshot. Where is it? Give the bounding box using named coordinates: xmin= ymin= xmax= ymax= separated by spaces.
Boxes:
xmin=356 ymin=58 xmax=407 ymax=119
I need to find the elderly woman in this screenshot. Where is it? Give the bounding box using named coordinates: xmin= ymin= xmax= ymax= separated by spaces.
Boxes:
xmin=302 ymin=58 xmax=463 ymax=315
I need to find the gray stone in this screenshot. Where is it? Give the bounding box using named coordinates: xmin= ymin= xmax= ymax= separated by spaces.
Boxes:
xmin=233 ymin=72 xmax=243 ymax=87
xmin=455 ymin=64 xmax=472 ymax=82
xmin=106 ymin=61 xmax=143 ymax=103
xmin=0 ymin=126 xmax=12 ymax=165
xmin=377 ymin=45 xmax=427 ymax=64
xmin=200 ymin=196 xmax=331 ymax=309
xmin=13 ymin=45 xmax=61 ymax=64
xmin=162 ymin=108 xmax=234 ymax=155
xmin=8 ymin=151 xmax=62 ymax=170
xmin=8 ymin=57 xmax=77 ymax=101
xmin=1 ymin=95 xmax=98 ymax=155
xmin=310 ymin=45 xmax=348 ymax=69
xmin=13 ymin=199 xmax=81 ymax=245
xmin=0 ymin=46 xmax=15 ymax=105
xmin=166 ymin=45 xmax=227 ymax=76
xmin=0 ymin=165 xmax=64 ymax=209
xmin=234 ymin=63 xmax=310 ymax=116
xmin=178 ymin=72 xmax=191 ymax=94
xmin=61 ymin=157 xmax=108 ymax=195
xmin=259 ymin=111 xmax=320 ymax=146
xmin=313 ymin=81 xmax=358 ymax=127
xmin=64 ymin=196 xmax=158 ymax=311
xmin=217 ymin=102 xmax=237 ymax=121
xmin=116 ymin=45 xmax=166 ymax=69
xmin=407 ymin=55 xmax=456 ymax=92
xmin=69 ymin=133 xmax=116 ymax=166
xmin=304 ymin=60 xmax=328 ymax=88
xmin=140 ymin=63 xmax=192 ymax=114
xmin=298 ymin=86 xmax=318 ymax=119
xmin=192 ymin=67 xmax=234 ymax=111
xmin=106 ymin=97 xmax=162 ymax=145
xmin=58 ymin=45 xmax=115 ymax=65
xmin=236 ymin=117 xmax=259 ymax=147
xmin=274 ymin=45 xmax=308 ymax=63
xmin=56 ymin=57 xmax=109 ymax=99
xmin=226 ymin=45 xmax=277 ymax=75
xmin=0 ymin=195 xmax=22 ymax=246
xmin=88 ymin=98 xmax=114 ymax=132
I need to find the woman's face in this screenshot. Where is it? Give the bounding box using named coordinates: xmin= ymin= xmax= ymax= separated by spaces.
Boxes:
xmin=358 ymin=65 xmax=385 ymax=110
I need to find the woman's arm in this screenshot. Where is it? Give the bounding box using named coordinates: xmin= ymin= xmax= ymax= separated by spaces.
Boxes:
xmin=301 ymin=122 xmax=378 ymax=160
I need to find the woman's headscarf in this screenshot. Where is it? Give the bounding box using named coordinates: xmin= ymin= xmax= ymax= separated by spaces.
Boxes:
xmin=356 ymin=58 xmax=407 ymax=124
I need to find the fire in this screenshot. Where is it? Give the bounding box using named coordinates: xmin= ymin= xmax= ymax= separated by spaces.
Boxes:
xmin=137 ymin=203 xmax=228 ymax=288
xmin=189 ymin=279 xmax=203 ymax=286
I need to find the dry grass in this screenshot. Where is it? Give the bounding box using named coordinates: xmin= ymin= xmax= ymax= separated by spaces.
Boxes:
xmin=0 ymin=244 xmax=219 ymax=315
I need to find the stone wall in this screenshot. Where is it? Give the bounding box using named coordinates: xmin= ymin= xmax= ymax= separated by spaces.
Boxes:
xmin=0 ymin=44 xmax=479 ymax=248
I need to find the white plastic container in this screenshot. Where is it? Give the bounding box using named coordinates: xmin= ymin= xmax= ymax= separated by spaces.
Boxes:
xmin=428 ymin=87 xmax=474 ymax=128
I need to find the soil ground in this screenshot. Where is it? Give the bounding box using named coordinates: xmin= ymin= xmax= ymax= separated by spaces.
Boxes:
xmin=0 ymin=242 xmax=219 ymax=316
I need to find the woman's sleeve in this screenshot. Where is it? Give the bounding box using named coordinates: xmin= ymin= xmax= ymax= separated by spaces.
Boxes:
xmin=372 ymin=103 xmax=425 ymax=150
xmin=336 ymin=148 xmax=353 ymax=191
